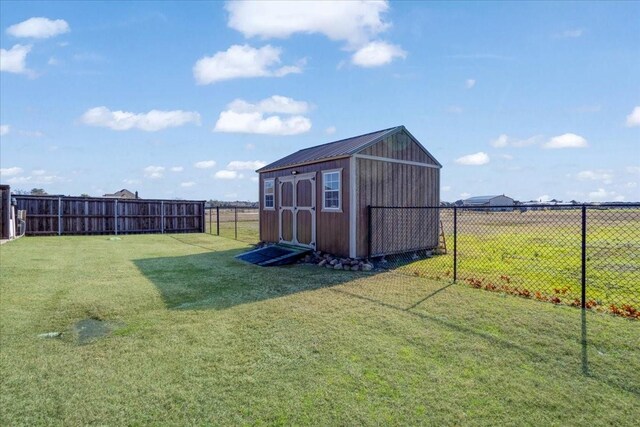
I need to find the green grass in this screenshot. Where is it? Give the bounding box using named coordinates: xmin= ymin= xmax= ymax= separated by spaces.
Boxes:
xmin=1 ymin=234 xmax=638 ymax=425
xmin=394 ymin=210 xmax=640 ymax=310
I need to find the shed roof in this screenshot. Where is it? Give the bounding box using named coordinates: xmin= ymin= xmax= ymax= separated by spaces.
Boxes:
xmin=257 ymin=125 xmax=441 ymax=172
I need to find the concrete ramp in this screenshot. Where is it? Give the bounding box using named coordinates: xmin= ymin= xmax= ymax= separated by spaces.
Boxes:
xmin=235 ymin=244 xmax=312 ymax=267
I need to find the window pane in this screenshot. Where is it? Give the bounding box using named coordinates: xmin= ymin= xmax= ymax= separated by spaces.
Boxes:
xmin=265 ymin=195 xmax=274 ymax=208
xmin=324 ymin=190 xmax=339 ymax=208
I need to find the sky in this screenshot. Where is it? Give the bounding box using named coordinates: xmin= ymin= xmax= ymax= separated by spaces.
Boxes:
xmin=1 ymin=1 xmax=639 ymax=202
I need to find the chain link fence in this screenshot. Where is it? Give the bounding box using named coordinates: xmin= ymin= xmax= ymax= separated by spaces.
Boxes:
xmin=369 ymin=205 xmax=640 ymax=319
xmin=205 ymin=207 xmax=260 ymax=244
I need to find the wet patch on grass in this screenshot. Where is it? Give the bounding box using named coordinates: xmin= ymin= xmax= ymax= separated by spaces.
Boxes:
xmin=73 ymin=318 xmax=122 ymax=345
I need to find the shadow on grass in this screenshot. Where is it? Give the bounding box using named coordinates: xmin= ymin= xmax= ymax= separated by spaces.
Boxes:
xmin=133 ymin=247 xmax=372 ymax=311
xmin=134 ymin=241 xmax=637 ymax=398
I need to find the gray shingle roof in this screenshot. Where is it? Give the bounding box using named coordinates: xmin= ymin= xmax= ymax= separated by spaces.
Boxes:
xmin=257 ymin=126 xmax=400 ymax=172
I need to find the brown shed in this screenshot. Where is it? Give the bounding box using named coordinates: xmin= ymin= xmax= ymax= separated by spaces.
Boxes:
xmin=256 ymin=126 xmax=442 ymax=258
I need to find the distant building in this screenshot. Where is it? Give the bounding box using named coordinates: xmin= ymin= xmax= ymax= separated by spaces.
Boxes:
xmin=463 ymin=195 xmax=514 ymax=211
xmin=103 ymin=189 xmax=138 ymax=199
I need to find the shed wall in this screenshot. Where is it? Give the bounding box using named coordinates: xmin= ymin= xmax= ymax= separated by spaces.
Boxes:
xmin=259 ymin=158 xmax=351 ymax=256
xmin=355 ymin=158 xmax=440 ymax=257
xmin=359 ymin=130 xmax=440 ymax=166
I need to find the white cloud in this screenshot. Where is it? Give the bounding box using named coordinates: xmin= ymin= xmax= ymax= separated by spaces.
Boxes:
xmin=194 ymin=160 xmax=216 ymax=169
xmin=193 ymin=44 xmax=302 ymax=84
xmin=538 ymin=195 xmax=551 ymax=202
xmin=491 ymin=134 xmax=541 ymax=148
xmin=465 ymin=79 xmax=476 ymax=89
xmin=351 ymin=41 xmax=406 ymax=67
xmin=250 ymin=176 xmax=259 ymax=183
xmin=576 ymin=170 xmax=613 ymax=184
xmin=227 ymin=160 xmax=267 ymax=171
xmin=123 ymin=178 xmax=140 ymax=185
xmin=0 ymin=125 xmax=9 ymax=136
xmin=214 ymin=170 xmax=242 ymax=180
xmin=325 ymin=126 xmax=336 ymax=135
xmin=245 ymin=143 xmax=256 ymax=151
xmin=0 ymin=44 xmax=32 ymax=75
xmin=626 ymin=106 xmax=640 ymax=127
xmin=143 ymin=165 xmax=164 ymax=179
xmin=543 ymin=133 xmax=588 ymax=149
xmin=491 ymin=134 xmax=508 ymax=148
xmin=180 ymin=181 xmax=196 ymax=188
xmin=556 ymin=29 xmax=583 ymax=38
xmin=81 ymin=107 xmax=201 ymax=132
xmin=228 ymin=95 xmax=309 ymax=115
xmin=6 ymin=17 xmax=70 ymax=39
xmin=627 ymin=166 xmax=640 ymax=175
xmin=460 ymin=192 xmax=471 ymax=199
xmin=170 ymin=166 xmax=183 ymax=172
xmin=498 ymin=154 xmax=514 ymax=160
xmin=455 ymin=152 xmax=490 ymax=166
xmin=442 ymin=185 xmax=451 ymax=192
xmin=32 ymin=169 xmax=46 ymax=175
xmin=7 ymin=174 xmax=63 ymax=185
xmin=226 ymin=1 xmax=405 ymax=68
xmin=588 ymin=188 xmax=623 ymax=202
xmin=214 ymin=96 xmax=312 ymax=136
xmin=226 ymin=0 xmax=390 ymax=47
xmin=0 ymin=166 xmax=23 ymax=176
xmin=446 ymin=105 xmax=463 ymax=114
xmin=626 ymin=182 xmax=637 ymax=188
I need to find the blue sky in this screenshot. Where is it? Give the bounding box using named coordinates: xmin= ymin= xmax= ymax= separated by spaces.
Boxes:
xmin=1 ymin=1 xmax=638 ymax=202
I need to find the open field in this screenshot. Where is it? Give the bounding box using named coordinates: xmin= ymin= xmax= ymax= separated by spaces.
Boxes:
xmin=377 ymin=208 xmax=640 ymax=313
xmin=204 ymin=208 xmax=260 ymax=244
xmin=1 ymin=234 xmax=638 ymax=425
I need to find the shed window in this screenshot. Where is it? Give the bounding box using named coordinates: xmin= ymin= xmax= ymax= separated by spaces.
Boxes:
xmin=264 ymin=179 xmax=275 ymax=210
xmin=322 ymin=170 xmax=341 ymax=211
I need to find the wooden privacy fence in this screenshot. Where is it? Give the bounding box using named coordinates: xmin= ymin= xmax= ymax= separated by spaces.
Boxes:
xmin=14 ymin=196 xmax=206 ymax=236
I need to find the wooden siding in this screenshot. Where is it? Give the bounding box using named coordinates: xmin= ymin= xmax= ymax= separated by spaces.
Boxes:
xmin=359 ymin=130 xmax=439 ymax=166
xmin=259 ymin=158 xmax=350 ymax=256
xmin=14 ymin=196 xmax=205 ymax=235
xmin=355 ymin=158 xmax=440 ymax=257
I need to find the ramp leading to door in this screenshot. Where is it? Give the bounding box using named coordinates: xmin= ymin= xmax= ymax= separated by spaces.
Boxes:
xmin=235 ymin=244 xmax=312 ymax=267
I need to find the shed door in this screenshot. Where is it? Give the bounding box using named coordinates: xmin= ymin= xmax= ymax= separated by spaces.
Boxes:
xmin=278 ymin=173 xmax=316 ymax=249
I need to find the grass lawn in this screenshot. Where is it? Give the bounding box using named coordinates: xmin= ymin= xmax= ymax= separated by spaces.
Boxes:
xmin=1 ymin=234 xmax=638 ymax=425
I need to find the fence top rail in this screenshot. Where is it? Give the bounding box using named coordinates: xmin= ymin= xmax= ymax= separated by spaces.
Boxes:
xmin=206 ymin=206 xmax=259 ymax=209
xmin=369 ymin=203 xmax=640 ymax=209
xmin=13 ymin=195 xmax=207 ymax=203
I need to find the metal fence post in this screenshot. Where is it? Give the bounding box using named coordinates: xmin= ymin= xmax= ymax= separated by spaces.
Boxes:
xmin=453 ymin=206 xmax=458 ymax=282
xmin=114 ymin=199 xmax=118 ymax=235
xmin=367 ymin=205 xmax=372 ymax=258
xmin=581 ymin=205 xmax=587 ymax=309
xmin=216 ymin=206 xmax=220 ymax=236
xmin=209 ymin=207 xmax=212 ymax=234
xmin=235 ymin=207 xmax=238 ymax=240
xmin=57 ymin=197 xmax=62 ymax=236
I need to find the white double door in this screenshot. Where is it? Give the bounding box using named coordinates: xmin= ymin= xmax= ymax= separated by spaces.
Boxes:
xmin=278 ymin=172 xmax=316 ymax=249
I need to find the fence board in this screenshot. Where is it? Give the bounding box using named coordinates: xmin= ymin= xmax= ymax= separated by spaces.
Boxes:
xmin=14 ymin=196 xmax=205 ymax=236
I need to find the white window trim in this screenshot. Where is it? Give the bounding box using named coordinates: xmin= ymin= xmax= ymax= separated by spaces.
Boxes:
xmin=322 ymin=168 xmax=342 ymax=212
xmin=263 ymin=178 xmax=275 ymax=210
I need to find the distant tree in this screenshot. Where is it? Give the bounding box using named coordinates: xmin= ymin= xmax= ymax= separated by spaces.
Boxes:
xmin=13 ymin=189 xmax=30 ymax=195
xmin=80 ymin=193 xmax=90 ymax=198
xmin=30 ymin=188 xmax=47 ymax=195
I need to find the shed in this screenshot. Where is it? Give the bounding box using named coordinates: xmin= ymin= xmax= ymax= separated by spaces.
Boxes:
xmin=463 ymin=195 xmax=514 ymax=211
xmin=256 ymin=125 xmax=442 ymax=258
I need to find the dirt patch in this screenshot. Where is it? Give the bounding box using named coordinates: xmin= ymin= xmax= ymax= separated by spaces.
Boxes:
xmin=74 ymin=318 xmax=117 ymax=345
